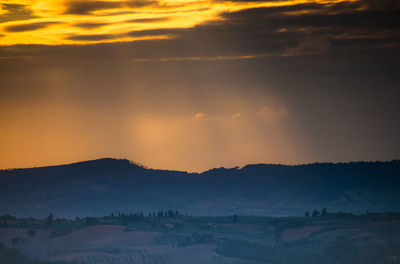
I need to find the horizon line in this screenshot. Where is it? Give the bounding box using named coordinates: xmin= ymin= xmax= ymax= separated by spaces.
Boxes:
xmin=1 ymin=157 xmax=399 ymax=173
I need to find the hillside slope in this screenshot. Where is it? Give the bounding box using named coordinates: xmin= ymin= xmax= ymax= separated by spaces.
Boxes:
xmin=0 ymin=158 xmax=399 ymax=217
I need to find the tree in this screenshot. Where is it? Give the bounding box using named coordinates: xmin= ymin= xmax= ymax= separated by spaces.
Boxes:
xmin=85 ymin=217 xmax=98 ymax=225
xmin=27 ymin=230 xmax=36 ymax=237
xmin=168 ymin=210 xmax=174 ymax=218
xmin=11 ymin=237 xmax=20 ymax=245
xmin=46 ymin=213 xmax=53 ymax=227
xmin=312 ymin=209 xmax=320 ymax=217
xmin=233 ymin=214 xmax=238 ymax=222
xmin=322 ymin=208 xmax=328 ymax=216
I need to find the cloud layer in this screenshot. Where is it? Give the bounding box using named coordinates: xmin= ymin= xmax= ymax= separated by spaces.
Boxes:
xmin=1 ymin=0 xmax=398 ymax=48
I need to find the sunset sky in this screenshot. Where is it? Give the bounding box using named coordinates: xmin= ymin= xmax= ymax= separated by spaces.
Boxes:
xmin=0 ymin=0 xmax=399 ymax=171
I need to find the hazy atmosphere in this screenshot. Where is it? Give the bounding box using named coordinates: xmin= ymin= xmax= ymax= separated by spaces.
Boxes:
xmin=1 ymin=0 xmax=400 ymax=171
xmin=1 ymin=2 xmax=400 ymax=264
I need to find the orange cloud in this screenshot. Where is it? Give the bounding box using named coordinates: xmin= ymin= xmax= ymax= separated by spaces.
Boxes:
xmin=232 ymin=112 xmax=243 ymax=119
xmin=0 ymin=0 xmax=362 ymax=45
xmin=194 ymin=112 xmax=206 ymax=119
xmin=257 ymin=106 xmax=289 ymax=123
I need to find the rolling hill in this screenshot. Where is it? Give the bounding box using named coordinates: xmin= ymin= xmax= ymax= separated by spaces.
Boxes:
xmin=0 ymin=158 xmax=399 ymax=218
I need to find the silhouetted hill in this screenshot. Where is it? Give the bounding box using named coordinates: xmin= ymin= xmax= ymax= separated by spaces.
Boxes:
xmin=1 ymin=158 xmax=399 ymax=218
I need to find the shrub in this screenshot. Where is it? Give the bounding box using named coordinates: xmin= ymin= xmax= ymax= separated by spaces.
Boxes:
xmin=11 ymin=237 xmax=20 ymax=245
xmin=27 ymin=230 xmax=36 ymax=237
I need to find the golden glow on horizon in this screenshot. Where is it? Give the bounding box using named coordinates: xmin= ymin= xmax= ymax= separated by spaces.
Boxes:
xmin=0 ymin=0 xmax=360 ymax=45
xmin=0 ymin=103 xmax=303 ymax=172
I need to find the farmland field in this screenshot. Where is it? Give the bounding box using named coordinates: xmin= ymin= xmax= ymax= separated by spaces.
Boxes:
xmin=1 ymin=212 xmax=400 ymax=264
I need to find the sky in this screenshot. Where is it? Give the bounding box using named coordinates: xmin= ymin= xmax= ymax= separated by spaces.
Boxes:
xmin=0 ymin=0 xmax=399 ymax=171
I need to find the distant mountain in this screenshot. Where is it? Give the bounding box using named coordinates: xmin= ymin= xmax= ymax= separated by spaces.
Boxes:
xmin=1 ymin=158 xmax=400 ymax=218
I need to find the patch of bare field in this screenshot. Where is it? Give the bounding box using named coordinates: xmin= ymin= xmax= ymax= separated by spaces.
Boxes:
xmin=170 ymin=244 xmax=239 ymax=264
xmin=47 ymin=225 xmax=158 ymax=254
xmin=51 ymin=245 xmax=174 ymax=264
xmin=51 ymin=244 xmax=263 ymax=264
xmin=221 ymin=223 xmax=264 ymax=235
xmin=0 ymin=227 xmax=50 ymax=259
xmin=312 ymin=228 xmax=362 ymax=239
xmin=367 ymin=220 xmax=400 ymax=227
xmin=280 ymin=225 xmax=322 ymax=242
xmin=352 ymin=231 xmax=375 ymax=239
xmin=0 ymin=227 xmax=29 ymax=242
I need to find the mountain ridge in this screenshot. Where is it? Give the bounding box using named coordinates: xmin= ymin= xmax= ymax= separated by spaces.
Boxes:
xmin=3 ymin=157 xmax=399 ymax=173
xmin=1 ymin=158 xmax=399 ymax=218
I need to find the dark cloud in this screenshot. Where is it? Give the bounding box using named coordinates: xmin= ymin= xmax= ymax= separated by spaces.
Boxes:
xmin=64 ymin=1 xmax=123 ymax=15
xmin=212 ymin=0 xmax=281 ymax=2
xmin=122 ymin=0 xmax=158 ymax=8
xmin=66 ymin=33 xmax=117 ymax=41
xmin=219 ymin=3 xmax=400 ymax=29
xmin=212 ymin=0 xmax=400 ymax=8
xmin=3 ymin=0 xmax=398 ymax=61
xmin=65 ymin=27 xmax=180 ymax=41
xmin=13 ymin=1 xmax=397 ymax=58
xmin=2 ymin=1 xmax=399 ymax=56
xmin=127 ymin=17 xmax=169 ymax=23
xmin=199 ymin=3 xmax=400 ymax=55
xmin=71 ymin=18 xmax=169 ymax=31
xmin=0 ymin=4 xmax=37 ymax=23
xmin=126 ymin=28 xmax=182 ymax=37
xmin=363 ymin=0 xmax=400 ymax=9
xmin=102 ymin=2 xmax=398 ymax=59
xmin=73 ymin=22 xmax=110 ymax=29
xmin=64 ymin=0 xmax=158 ymax=15
xmin=283 ymin=38 xmax=330 ymax=56
xmin=4 ymin=22 xmax=61 ymax=33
